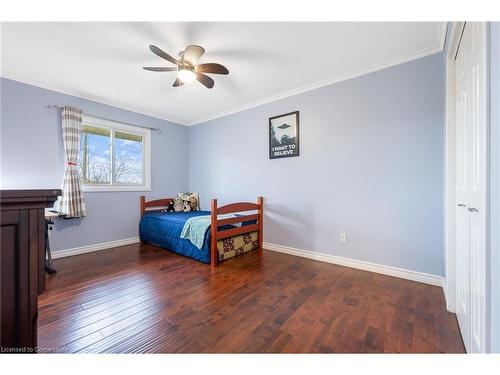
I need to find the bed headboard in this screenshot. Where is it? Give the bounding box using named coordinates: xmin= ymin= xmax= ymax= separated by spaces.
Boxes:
xmin=140 ymin=196 xmax=174 ymax=216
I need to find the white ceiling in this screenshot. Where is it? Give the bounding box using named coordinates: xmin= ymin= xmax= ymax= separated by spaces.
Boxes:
xmin=1 ymin=22 xmax=446 ymax=126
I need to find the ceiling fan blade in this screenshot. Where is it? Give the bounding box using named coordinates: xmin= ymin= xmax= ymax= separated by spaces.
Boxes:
xmin=143 ymin=67 xmax=177 ymax=72
xmin=173 ymin=78 xmax=185 ymax=87
xmin=195 ymin=63 xmax=229 ymax=75
xmin=195 ymin=72 xmax=214 ymax=89
xmin=182 ymin=45 xmax=205 ymax=65
xmin=149 ymin=45 xmax=178 ymax=65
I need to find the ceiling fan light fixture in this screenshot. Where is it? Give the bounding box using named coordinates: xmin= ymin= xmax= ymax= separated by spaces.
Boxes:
xmin=178 ymin=67 xmax=196 ymax=83
xmin=144 ymin=44 xmax=229 ymax=89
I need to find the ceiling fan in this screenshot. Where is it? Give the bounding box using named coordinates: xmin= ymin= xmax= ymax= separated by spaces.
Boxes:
xmin=143 ymin=44 xmax=229 ymax=89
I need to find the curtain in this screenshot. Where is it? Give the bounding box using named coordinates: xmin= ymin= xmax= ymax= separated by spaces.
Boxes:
xmin=59 ymin=106 xmax=87 ymax=218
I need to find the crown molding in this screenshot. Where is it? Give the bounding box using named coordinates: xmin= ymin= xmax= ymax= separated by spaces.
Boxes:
xmin=187 ymin=43 xmax=445 ymax=126
xmin=0 ymin=71 xmax=187 ymax=126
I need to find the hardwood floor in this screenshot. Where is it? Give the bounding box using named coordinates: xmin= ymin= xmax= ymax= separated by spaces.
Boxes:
xmin=37 ymin=244 xmax=465 ymax=353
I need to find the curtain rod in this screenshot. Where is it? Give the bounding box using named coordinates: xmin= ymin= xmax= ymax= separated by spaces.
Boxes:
xmin=46 ymin=105 xmax=162 ymax=133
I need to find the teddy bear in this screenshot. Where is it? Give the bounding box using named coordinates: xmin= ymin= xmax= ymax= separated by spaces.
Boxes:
xmin=162 ymin=200 xmax=175 ymax=213
xmin=167 ymin=200 xmax=175 ymax=212
xmin=188 ymin=195 xmax=198 ymax=211
xmin=182 ymin=200 xmax=192 ymax=212
xmin=173 ymin=197 xmax=183 ymax=212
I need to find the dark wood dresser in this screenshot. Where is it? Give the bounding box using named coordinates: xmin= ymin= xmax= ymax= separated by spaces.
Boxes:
xmin=1 ymin=189 xmax=61 ymax=352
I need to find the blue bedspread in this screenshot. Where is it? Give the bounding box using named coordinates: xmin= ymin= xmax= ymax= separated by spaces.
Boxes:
xmin=139 ymin=211 xmax=213 ymax=263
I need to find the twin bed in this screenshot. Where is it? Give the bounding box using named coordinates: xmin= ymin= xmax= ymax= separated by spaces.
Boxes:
xmin=139 ymin=196 xmax=263 ymax=266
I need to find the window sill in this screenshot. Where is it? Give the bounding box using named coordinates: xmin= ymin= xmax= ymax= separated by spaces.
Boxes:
xmin=82 ymin=185 xmax=151 ymax=193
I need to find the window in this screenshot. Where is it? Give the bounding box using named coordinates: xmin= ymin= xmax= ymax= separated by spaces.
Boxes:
xmin=78 ymin=116 xmax=151 ymax=192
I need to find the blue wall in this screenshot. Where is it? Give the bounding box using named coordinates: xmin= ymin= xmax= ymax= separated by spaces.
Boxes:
xmin=189 ymin=53 xmax=445 ymax=276
xmin=0 ymin=77 xmax=189 ymax=252
xmin=1 ymin=53 xmax=445 ymax=276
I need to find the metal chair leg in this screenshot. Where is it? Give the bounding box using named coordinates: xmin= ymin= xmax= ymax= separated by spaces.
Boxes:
xmin=45 ymin=219 xmax=57 ymax=274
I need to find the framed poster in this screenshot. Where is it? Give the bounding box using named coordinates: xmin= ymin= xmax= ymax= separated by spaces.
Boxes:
xmin=269 ymin=111 xmax=300 ymax=159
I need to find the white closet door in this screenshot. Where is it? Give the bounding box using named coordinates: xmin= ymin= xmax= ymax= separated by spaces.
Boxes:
xmin=455 ymin=24 xmax=470 ymax=351
xmin=466 ymin=22 xmax=487 ymax=354
xmin=454 ymin=22 xmax=487 ymax=354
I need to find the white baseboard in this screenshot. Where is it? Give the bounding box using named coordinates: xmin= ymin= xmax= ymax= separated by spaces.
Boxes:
xmin=263 ymin=242 xmax=444 ymax=287
xmin=52 ymin=237 xmax=141 ymax=259
xmin=51 ymin=238 xmax=443 ymax=287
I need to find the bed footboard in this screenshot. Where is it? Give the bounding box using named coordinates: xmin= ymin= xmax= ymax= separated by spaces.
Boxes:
xmin=210 ymin=197 xmax=263 ymax=267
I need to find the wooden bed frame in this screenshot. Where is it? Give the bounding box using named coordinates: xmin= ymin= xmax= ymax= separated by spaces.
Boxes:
xmin=140 ymin=196 xmax=263 ymax=267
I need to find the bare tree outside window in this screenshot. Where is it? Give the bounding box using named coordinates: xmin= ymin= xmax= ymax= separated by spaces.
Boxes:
xmin=113 ymin=131 xmax=143 ymax=184
xmin=78 ymin=125 xmax=143 ymax=186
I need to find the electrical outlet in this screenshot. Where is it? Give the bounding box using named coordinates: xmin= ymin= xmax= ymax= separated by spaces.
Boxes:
xmin=339 ymin=232 xmax=347 ymax=243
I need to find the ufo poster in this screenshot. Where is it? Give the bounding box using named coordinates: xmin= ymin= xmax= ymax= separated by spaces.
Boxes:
xmin=269 ymin=111 xmax=300 ymax=159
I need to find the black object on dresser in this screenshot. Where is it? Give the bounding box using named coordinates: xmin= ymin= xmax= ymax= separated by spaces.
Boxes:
xmin=1 ymin=189 xmax=61 ymax=352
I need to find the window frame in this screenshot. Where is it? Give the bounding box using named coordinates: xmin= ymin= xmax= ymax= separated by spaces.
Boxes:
xmin=80 ymin=115 xmax=151 ymax=192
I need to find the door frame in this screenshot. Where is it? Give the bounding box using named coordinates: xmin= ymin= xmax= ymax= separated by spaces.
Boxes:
xmin=489 ymin=22 xmax=500 ymax=354
xmin=444 ymin=21 xmax=490 ymax=352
